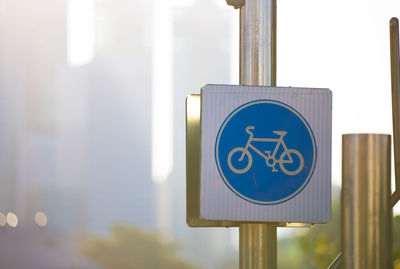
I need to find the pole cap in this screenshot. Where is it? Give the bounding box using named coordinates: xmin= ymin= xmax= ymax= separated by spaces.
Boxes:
xmin=226 ymin=0 xmax=244 ymax=9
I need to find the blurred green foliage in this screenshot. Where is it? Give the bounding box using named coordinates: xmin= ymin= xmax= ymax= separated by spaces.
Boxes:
xmin=79 ymin=225 xmax=200 ymax=269
xmin=278 ymin=193 xmax=340 ymax=269
xmin=279 ymin=196 xmax=400 ymax=269
xmin=297 ymin=198 xmax=340 ymax=268
xmin=79 ymin=203 xmax=400 ymax=269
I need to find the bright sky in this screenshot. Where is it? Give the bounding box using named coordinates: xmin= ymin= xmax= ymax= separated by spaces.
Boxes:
xmin=277 ymin=0 xmax=399 ymax=185
xmin=277 ymin=0 xmax=400 ymax=213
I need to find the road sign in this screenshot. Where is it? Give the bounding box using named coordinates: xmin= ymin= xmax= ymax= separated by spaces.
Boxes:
xmin=201 ymin=84 xmax=332 ymax=223
xmin=216 ymin=99 xmax=316 ymax=205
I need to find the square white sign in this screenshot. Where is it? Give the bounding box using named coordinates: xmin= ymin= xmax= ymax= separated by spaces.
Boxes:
xmin=200 ymin=84 xmax=332 ymax=223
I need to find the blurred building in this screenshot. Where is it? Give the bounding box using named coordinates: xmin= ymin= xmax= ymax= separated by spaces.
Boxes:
xmin=0 ymin=0 xmax=156 ymax=242
xmin=0 ymin=1 xmax=89 ymax=267
xmin=169 ymin=0 xmax=237 ymax=267
xmin=0 ymin=0 xmax=236 ymax=268
xmin=0 ymin=0 xmax=73 ymax=227
xmin=74 ymin=0 xmax=155 ymax=232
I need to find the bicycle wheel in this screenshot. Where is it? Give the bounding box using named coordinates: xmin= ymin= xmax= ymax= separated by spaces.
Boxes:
xmin=279 ymin=149 xmax=304 ymax=176
xmin=227 ymin=147 xmax=252 ymax=174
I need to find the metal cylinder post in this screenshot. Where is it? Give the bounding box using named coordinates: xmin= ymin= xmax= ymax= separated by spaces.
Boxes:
xmin=239 ymin=0 xmax=277 ymax=268
xmin=342 ymin=134 xmax=393 ymax=269
xmin=240 ymin=223 xmax=277 ymax=269
xmin=240 ymin=0 xmax=276 ymax=86
xmin=390 ymin=17 xmax=400 ymax=206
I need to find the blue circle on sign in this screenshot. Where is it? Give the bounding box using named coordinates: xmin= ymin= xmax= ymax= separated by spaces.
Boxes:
xmin=215 ymin=99 xmax=317 ymax=205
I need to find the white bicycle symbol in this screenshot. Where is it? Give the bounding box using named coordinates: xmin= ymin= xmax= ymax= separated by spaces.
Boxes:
xmin=227 ymin=126 xmax=304 ymax=176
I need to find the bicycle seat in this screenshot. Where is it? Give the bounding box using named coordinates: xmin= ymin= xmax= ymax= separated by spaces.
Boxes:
xmin=273 ymin=131 xmax=287 ymax=136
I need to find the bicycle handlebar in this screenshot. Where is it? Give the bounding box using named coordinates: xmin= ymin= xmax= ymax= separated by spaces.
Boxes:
xmin=245 ymin=126 xmax=255 ymax=134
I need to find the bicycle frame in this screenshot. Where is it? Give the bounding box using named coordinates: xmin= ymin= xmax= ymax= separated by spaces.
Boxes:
xmin=227 ymin=126 xmax=304 ymax=176
xmin=239 ymin=127 xmax=289 ymax=163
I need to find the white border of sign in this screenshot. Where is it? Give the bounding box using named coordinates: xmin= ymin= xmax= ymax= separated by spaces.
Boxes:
xmin=200 ymin=84 xmax=332 ymax=223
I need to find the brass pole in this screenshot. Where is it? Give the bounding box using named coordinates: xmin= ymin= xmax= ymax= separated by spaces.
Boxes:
xmin=239 ymin=0 xmax=277 ymax=268
xmin=240 ymin=223 xmax=277 ymax=268
xmin=342 ymin=134 xmax=392 ymax=269
xmin=390 ymin=17 xmax=400 ymax=206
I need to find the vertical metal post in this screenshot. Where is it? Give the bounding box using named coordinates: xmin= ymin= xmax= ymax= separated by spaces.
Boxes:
xmin=342 ymin=134 xmax=393 ymax=269
xmin=239 ymin=0 xmax=277 ymax=268
xmin=390 ymin=17 xmax=400 ymax=206
xmin=240 ymin=0 xmax=276 ymax=86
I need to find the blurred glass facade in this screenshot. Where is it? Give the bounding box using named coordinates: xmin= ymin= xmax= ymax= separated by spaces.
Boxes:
xmin=0 ymin=0 xmax=237 ymax=268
